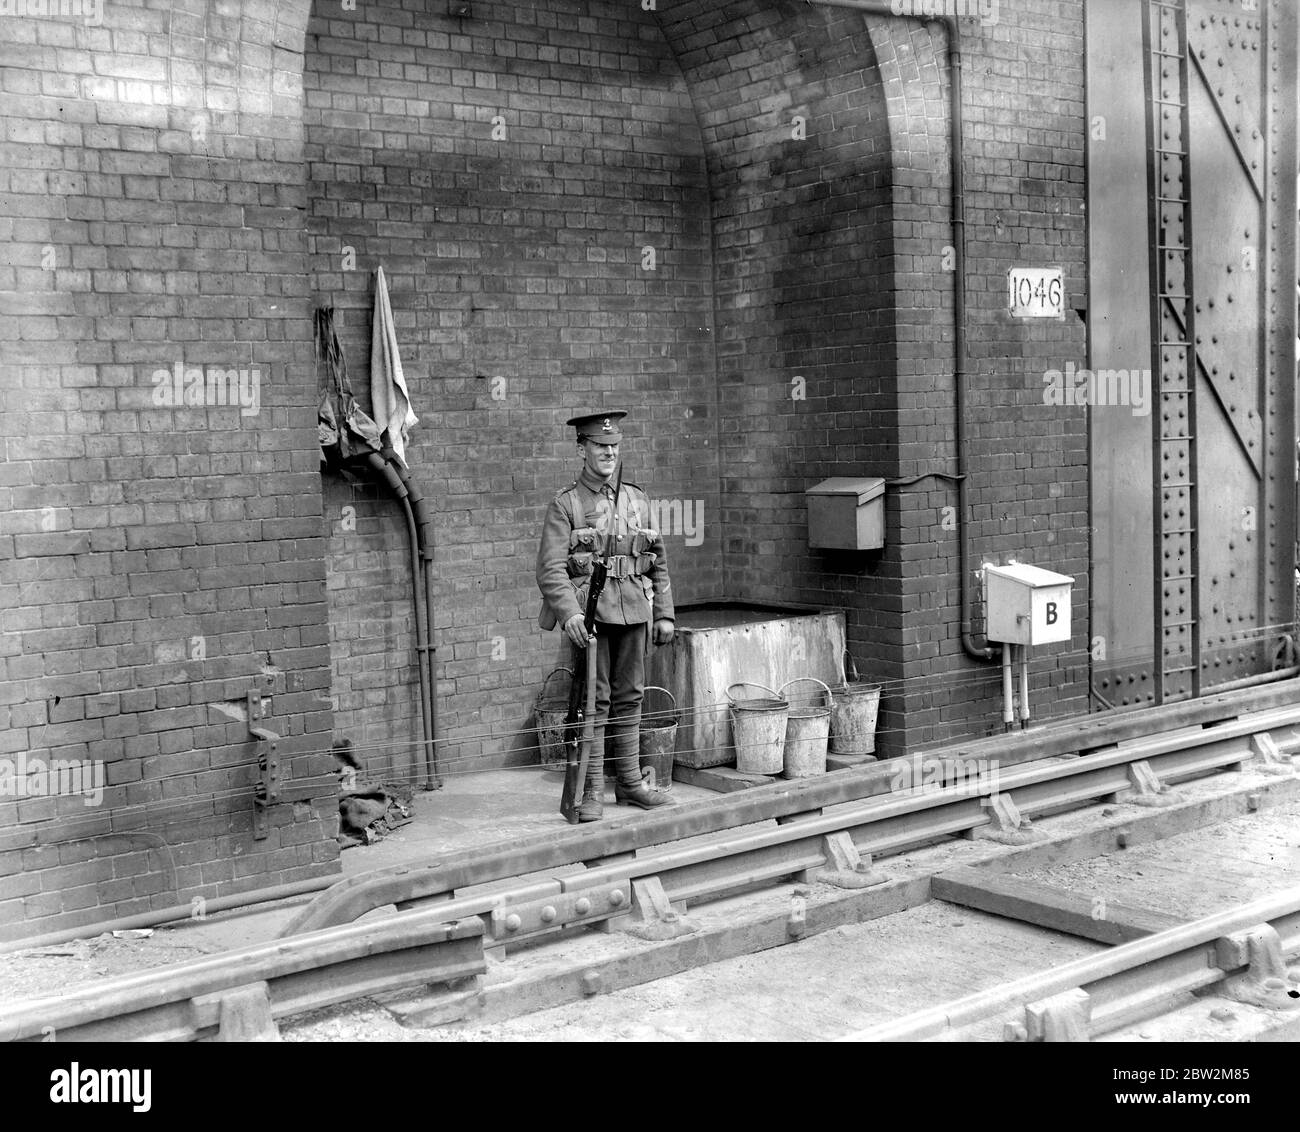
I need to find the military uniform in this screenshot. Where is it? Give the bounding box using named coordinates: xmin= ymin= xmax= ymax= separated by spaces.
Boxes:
xmin=536 ymin=411 xmax=674 ymax=820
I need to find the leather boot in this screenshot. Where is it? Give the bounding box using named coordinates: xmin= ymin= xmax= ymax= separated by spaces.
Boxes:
xmin=612 ymin=721 xmax=672 ymax=809
xmin=614 ymin=771 xmax=673 ymax=809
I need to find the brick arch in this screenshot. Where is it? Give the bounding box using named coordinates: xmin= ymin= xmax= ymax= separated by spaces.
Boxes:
xmin=298 ymin=0 xmax=722 ymax=771
xmin=646 ymin=1 xmax=915 ymax=722
xmin=647 ymin=0 xmax=956 ymax=476
xmin=860 ymin=13 xmax=957 ymax=449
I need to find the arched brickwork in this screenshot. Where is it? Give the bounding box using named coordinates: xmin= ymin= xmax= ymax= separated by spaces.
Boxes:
xmin=650 ymin=0 xmax=907 ymax=723
xmin=301 ymin=0 xmax=721 ymax=772
xmin=649 ymin=1 xmax=1089 ymax=749
xmin=0 ymin=0 xmax=1091 ymax=939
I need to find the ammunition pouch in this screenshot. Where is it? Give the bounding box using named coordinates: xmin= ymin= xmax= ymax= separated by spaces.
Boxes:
xmin=566 ymin=527 xmax=599 ymax=578
xmin=567 ymin=552 xmax=594 ymax=578
xmin=541 ymin=500 xmax=660 ymax=630
xmin=604 ymin=554 xmax=652 ymax=580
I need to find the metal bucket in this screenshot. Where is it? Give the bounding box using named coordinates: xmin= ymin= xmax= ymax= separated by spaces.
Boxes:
xmin=727 ymin=682 xmax=788 ymax=775
xmin=830 ymin=652 xmax=882 ymax=756
xmin=638 ymin=685 xmax=678 ymax=790
xmin=779 ymin=677 xmax=833 ymax=778
xmin=534 ymin=666 xmax=572 ymax=768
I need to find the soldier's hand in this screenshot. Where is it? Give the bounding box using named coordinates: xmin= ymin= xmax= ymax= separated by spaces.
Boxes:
xmin=652 ymin=619 xmax=675 ymax=646
xmin=564 ymin=614 xmax=589 ymax=648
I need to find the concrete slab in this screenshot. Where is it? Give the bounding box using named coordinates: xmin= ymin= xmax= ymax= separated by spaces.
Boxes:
xmin=337 ymin=767 xmax=718 ymax=875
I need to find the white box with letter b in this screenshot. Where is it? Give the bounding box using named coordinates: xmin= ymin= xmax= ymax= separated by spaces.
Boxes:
xmin=983 ymin=562 xmax=1073 ymax=646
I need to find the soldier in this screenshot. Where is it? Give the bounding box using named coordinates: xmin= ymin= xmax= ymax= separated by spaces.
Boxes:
xmin=537 ymin=410 xmax=675 ymax=821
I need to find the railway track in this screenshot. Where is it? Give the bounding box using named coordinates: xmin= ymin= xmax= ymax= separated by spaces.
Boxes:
xmin=847 ymin=884 xmax=1300 ymax=1042
xmin=3 ymin=684 xmax=1299 ymax=1042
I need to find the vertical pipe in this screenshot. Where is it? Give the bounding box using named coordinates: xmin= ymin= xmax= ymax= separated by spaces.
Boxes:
xmin=381 ymin=449 xmax=441 ymax=788
xmin=1019 ymin=646 xmax=1031 ymax=728
xmin=807 ymin=0 xmax=994 ymax=661
xmin=1002 ymin=644 xmax=1015 ymax=731
xmin=365 ymin=453 xmax=435 ymax=789
xmin=421 ymin=523 xmax=439 ymax=785
xmin=942 ymin=24 xmax=995 ymax=663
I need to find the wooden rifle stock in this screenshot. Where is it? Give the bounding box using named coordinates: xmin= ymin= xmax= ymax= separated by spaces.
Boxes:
xmin=559 ymin=461 xmax=622 ymax=822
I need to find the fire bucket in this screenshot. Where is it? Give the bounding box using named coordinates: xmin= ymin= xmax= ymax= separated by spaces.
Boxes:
xmin=779 ymin=677 xmax=833 ymax=778
xmin=534 ymin=666 xmax=572 ymax=768
xmin=830 ymin=652 xmax=882 ymax=756
xmin=727 ymin=682 xmax=788 ymax=775
xmin=638 ymin=685 xmax=678 ymax=790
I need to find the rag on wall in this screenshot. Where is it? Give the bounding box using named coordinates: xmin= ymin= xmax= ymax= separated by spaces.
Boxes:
xmin=370 ymin=265 xmax=419 ymax=465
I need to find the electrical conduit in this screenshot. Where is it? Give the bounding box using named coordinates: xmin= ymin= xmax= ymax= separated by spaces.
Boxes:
xmin=380 ymin=446 xmax=441 ymax=788
xmin=808 ymin=0 xmax=996 ymax=660
xmin=363 ymin=452 xmax=439 ymax=789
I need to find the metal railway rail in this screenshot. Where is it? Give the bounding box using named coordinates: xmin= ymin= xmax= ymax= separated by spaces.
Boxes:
xmin=2 ymin=683 xmax=1298 ymax=1041
xmin=0 ymin=912 xmax=485 ymax=1043
xmin=284 ymin=680 xmax=1300 ymax=934
xmin=842 ymin=886 xmax=1300 ymax=1042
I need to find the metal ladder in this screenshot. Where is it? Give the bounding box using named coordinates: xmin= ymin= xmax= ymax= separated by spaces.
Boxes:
xmin=1143 ymin=0 xmax=1200 ymax=702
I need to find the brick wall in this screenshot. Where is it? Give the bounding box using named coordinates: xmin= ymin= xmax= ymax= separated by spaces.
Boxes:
xmin=303 ymin=0 xmax=723 ymax=778
xmin=874 ymin=4 xmax=1091 ymax=745
xmin=0 ymin=0 xmax=1097 ymax=936
xmin=0 ymin=0 xmax=338 ymax=940
xmin=654 ymin=1 xmax=1090 ymax=754
xmin=653 ymin=0 xmax=906 ymax=747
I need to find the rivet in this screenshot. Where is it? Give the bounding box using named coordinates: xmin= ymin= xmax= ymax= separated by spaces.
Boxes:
xmin=540 ymin=905 xmax=557 ymax=923
xmin=575 ymin=897 xmax=592 ymax=916
xmin=505 ymin=913 xmax=522 ymax=933
xmin=609 ymin=889 xmax=625 ymax=908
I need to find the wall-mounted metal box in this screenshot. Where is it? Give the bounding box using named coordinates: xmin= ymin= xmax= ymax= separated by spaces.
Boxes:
xmin=984 ymin=561 xmax=1073 ymax=646
xmin=805 ymin=477 xmax=885 ymax=551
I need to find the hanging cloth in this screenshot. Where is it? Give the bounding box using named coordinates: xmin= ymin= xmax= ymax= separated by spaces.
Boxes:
xmin=370 ymin=265 xmax=419 ymax=466
xmin=315 ymin=306 xmax=382 ymax=467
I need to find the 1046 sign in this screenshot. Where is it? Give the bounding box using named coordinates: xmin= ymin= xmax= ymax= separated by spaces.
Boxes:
xmin=1008 ymin=267 xmax=1065 ymax=320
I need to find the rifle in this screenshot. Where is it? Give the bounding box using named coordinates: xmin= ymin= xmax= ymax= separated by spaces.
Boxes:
xmin=559 ymin=461 xmax=622 ymax=823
